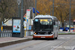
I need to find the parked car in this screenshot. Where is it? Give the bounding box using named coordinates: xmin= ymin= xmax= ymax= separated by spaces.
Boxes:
xmin=60 ymin=27 xmax=64 ymax=31
xmin=65 ymin=27 xmax=69 ymax=31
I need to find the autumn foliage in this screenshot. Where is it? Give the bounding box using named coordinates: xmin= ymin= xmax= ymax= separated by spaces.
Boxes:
xmin=34 ymin=0 xmax=75 ymax=22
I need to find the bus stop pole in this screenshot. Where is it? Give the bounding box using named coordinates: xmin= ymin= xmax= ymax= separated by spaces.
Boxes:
xmin=20 ymin=0 xmax=24 ymax=38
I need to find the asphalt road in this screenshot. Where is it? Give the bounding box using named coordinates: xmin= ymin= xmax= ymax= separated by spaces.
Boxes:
xmin=0 ymin=35 xmax=75 ymax=50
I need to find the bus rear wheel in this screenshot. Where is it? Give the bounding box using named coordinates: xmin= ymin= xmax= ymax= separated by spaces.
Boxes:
xmin=55 ymin=37 xmax=58 ymax=39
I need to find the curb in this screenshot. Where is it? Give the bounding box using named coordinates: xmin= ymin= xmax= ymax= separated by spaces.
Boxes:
xmin=0 ymin=38 xmax=32 ymax=47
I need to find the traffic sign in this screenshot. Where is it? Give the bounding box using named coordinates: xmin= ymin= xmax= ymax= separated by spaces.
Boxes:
xmin=26 ymin=9 xmax=31 ymax=19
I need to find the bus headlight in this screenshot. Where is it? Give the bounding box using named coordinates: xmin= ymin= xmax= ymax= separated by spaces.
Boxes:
xmin=34 ymin=33 xmax=36 ymax=34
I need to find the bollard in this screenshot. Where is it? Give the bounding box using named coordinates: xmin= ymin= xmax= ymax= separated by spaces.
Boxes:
xmin=1 ymin=33 xmax=2 ymax=37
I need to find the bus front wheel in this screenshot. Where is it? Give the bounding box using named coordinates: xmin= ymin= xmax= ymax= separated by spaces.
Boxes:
xmin=32 ymin=38 xmax=37 ymax=40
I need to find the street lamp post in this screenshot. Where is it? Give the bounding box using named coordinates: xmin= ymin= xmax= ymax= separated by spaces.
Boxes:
xmin=35 ymin=0 xmax=37 ymax=16
xmin=0 ymin=0 xmax=1 ymax=2
xmin=49 ymin=0 xmax=51 ymax=15
xmin=50 ymin=6 xmax=58 ymax=16
xmin=17 ymin=0 xmax=21 ymax=17
xmin=64 ymin=20 xmax=65 ymax=28
xmin=52 ymin=0 xmax=54 ymax=16
xmin=20 ymin=0 xmax=24 ymax=38
xmin=69 ymin=0 xmax=71 ymax=32
xmin=18 ymin=5 xmax=20 ymax=17
xmin=0 ymin=0 xmax=1 ymax=32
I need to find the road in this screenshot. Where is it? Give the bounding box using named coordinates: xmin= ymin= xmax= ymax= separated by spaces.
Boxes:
xmin=0 ymin=35 xmax=75 ymax=50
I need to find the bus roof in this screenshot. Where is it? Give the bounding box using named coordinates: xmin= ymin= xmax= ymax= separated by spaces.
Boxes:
xmin=34 ymin=15 xmax=57 ymax=20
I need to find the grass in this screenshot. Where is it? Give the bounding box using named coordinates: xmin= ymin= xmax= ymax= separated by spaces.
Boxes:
xmin=58 ymin=33 xmax=75 ymax=35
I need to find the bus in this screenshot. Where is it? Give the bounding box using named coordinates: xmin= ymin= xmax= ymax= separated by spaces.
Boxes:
xmin=33 ymin=15 xmax=59 ymax=39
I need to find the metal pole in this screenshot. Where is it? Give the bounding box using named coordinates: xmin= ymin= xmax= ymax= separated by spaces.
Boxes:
xmin=17 ymin=0 xmax=21 ymax=17
xmin=69 ymin=0 xmax=71 ymax=32
xmin=52 ymin=0 xmax=54 ymax=16
xmin=0 ymin=0 xmax=1 ymax=2
xmin=35 ymin=0 xmax=37 ymax=16
xmin=0 ymin=0 xmax=1 ymax=35
xmin=64 ymin=20 xmax=65 ymax=28
xmin=18 ymin=5 xmax=20 ymax=17
xmin=20 ymin=0 xmax=24 ymax=38
xmin=50 ymin=6 xmax=51 ymax=15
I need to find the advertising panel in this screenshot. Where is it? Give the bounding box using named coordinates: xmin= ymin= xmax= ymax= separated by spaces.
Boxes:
xmin=13 ymin=19 xmax=21 ymax=33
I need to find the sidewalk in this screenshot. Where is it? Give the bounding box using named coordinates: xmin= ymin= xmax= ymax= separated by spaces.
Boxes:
xmin=0 ymin=36 xmax=33 ymax=47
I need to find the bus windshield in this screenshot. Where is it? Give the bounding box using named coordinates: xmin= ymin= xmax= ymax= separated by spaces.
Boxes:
xmin=33 ymin=19 xmax=53 ymax=31
xmin=40 ymin=19 xmax=53 ymax=31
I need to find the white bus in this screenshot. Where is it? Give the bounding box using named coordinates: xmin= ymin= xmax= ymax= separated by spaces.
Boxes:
xmin=33 ymin=15 xmax=59 ymax=39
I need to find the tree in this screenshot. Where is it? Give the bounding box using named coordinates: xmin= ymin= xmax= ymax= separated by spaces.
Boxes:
xmin=0 ymin=0 xmax=34 ymax=26
xmin=35 ymin=0 xmax=75 ymax=23
xmin=0 ymin=0 xmax=18 ymax=24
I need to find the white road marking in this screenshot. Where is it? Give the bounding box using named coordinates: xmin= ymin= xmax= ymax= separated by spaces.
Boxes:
xmin=51 ymin=36 xmax=74 ymax=50
xmin=51 ymin=41 xmax=66 ymax=50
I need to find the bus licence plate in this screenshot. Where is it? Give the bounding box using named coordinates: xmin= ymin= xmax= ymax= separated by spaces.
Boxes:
xmin=41 ymin=37 xmax=45 ymax=38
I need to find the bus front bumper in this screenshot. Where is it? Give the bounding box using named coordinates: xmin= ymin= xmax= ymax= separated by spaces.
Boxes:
xmin=33 ymin=34 xmax=54 ymax=38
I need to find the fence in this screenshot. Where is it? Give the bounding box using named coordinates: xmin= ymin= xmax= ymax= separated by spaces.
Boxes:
xmin=0 ymin=31 xmax=12 ymax=37
xmin=0 ymin=30 xmax=34 ymax=37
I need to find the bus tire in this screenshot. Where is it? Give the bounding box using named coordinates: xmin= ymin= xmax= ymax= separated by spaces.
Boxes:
xmin=55 ymin=37 xmax=58 ymax=39
xmin=32 ymin=38 xmax=35 ymax=40
xmin=32 ymin=38 xmax=37 ymax=40
xmin=55 ymin=34 xmax=58 ymax=39
xmin=52 ymin=38 xmax=55 ymax=40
